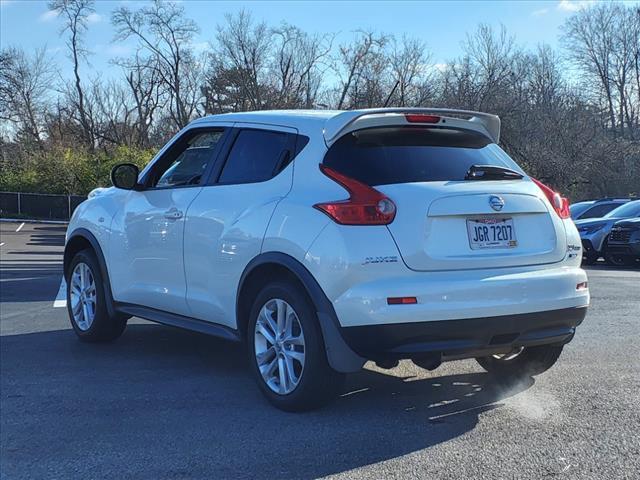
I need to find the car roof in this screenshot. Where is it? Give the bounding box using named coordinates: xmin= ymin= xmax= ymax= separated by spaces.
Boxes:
xmin=594 ymin=198 xmax=630 ymax=203
xmin=191 ymin=110 xmax=341 ymax=132
xmin=190 ymin=108 xmax=500 ymax=144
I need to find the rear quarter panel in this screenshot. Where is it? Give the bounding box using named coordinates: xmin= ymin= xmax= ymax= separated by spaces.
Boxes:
xmin=262 ymin=135 xmax=334 ymax=262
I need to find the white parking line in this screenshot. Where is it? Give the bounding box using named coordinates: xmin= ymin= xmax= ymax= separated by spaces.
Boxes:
xmin=53 ymin=279 xmax=67 ymax=308
xmin=0 ymin=242 xmax=4 ymax=247
xmin=15 ymin=222 xmax=25 ymax=232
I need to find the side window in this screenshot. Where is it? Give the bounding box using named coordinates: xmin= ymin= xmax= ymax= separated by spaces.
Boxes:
xmin=218 ymin=129 xmax=291 ymax=184
xmin=580 ymin=203 xmax=617 ymax=219
xmin=150 ymin=130 xmax=224 ymax=188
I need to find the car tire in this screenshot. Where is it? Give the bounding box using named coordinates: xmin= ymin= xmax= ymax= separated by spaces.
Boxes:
xmin=247 ymin=281 xmax=345 ymax=412
xmin=66 ymin=249 xmax=127 ymax=342
xmin=476 ymin=344 xmax=564 ymax=379
xmin=582 ymin=253 xmax=598 ymax=265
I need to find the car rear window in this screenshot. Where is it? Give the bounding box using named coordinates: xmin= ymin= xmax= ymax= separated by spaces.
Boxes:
xmin=579 ymin=203 xmax=621 ymax=219
xmin=323 ymin=126 xmax=522 ymax=186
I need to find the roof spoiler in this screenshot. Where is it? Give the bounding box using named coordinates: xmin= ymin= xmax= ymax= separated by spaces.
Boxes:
xmin=323 ymin=108 xmax=501 ymax=145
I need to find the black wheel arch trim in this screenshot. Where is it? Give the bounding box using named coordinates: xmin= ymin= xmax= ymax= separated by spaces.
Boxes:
xmin=238 ymin=252 xmax=366 ymax=373
xmin=64 ymin=228 xmax=117 ymax=318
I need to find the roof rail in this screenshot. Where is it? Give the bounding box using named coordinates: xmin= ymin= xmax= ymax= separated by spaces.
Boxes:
xmin=323 ymin=108 xmax=501 ymax=144
xmin=594 ymin=197 xmax=631 ymax=202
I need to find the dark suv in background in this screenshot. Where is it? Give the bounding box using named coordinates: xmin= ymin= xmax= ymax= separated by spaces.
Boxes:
xmin=606 ymin=218 xmax=640 ymax=266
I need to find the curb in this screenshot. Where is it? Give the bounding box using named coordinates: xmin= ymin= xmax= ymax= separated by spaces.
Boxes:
xmin=0 ymin=218 xmax=69 ymax=225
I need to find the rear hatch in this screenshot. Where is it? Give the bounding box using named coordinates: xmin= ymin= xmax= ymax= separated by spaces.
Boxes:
xmin=323 ymin=124 xmax=566 ymax=271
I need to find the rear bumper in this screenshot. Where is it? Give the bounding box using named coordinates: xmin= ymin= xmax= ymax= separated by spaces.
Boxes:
xmin=340 ymin=306 xmax=587 ymax=361
xmin=333 ymin=265 xmax=589 ymax=327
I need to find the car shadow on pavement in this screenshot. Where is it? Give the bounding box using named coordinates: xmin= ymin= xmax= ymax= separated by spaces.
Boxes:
xmin=0 ymin=324 xmax=533 ymax=479
xmin=583 ymin=260 xmax=640 ymax=271
xmin=0 ymin=261 xmax=63 ymax=303
xmin=26 ymin=225 xmax=67 ymax=247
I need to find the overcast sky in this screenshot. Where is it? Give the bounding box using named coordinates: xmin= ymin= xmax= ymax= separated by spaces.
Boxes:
xmin=0 ymin=0 xmax=633 ymax=81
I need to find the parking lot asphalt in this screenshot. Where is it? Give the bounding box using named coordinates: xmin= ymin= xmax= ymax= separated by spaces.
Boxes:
xmin=1 ymin=221 xmax=639 ymax=479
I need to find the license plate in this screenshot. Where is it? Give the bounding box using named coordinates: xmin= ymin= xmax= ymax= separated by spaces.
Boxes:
xmin=467 ymin=217 xmax=517 ymax=249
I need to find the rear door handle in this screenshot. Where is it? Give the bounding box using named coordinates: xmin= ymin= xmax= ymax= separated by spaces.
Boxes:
xmin=163 ymin=208 xmax=183 ymax=220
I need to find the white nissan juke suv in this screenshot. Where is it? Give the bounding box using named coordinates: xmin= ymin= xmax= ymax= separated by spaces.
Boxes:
xmin=64 ymin=108 xmax=589 ymax=411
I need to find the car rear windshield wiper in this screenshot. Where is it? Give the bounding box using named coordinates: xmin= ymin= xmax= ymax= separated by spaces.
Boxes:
xmin=464 ymin=164 xmax=524 ymax=181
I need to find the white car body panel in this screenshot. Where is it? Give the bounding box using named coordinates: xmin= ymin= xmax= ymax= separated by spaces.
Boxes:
xmin=183 ymin=123 xmax=297 ymax=327
xmin=109 ymin=187 xmax=202 ymax=316
xmin=67 ymin=188 xmax=121 ymax=259
xmin=381 ymin=184 xmax=567 ymax=271
xmin=261 ymin=136 xmax=335 ymax=264
xmin=303 ymin=221 xmax=588 ymax=327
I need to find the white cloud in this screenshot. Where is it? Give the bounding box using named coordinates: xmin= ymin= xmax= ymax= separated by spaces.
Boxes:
xmin=106 ymin=44 xmax=132 ymax=56
xmin=532 ymin=8 xmax=549 ymax=16
xmin=39 ymin=9 xmax=58 ymax=22
xmin=422 ymin=63 xmax=449 ymax=74
xmin=557 ymin=0 xmax=595 ymax=12
xmin=38 ymin=9 xmax=100 ymax=23
xmin=87 ymin=12 xmax=102 ymax=24
xmin=190 ymin=41 xmax=210 ymax=53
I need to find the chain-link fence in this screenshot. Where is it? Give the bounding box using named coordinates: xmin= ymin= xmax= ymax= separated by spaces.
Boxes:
xmin=0 ymin=192 xmax=86 ymax=221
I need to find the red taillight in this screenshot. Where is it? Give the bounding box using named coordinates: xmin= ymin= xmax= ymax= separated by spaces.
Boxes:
xmin=387 ymin=297 xmax=417 ymax=305
xmin=531 ymin=178 xmax=570 ymax=219
xmin=405 ymin=114 xmax=441 ymax=124
xmin=314 ymin=165 xmax=396 ymax=225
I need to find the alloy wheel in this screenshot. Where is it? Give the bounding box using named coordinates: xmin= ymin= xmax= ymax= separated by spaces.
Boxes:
xmin=70 ymin=262 xmax=97 ymax=331
xmin=254 ymin=298 xmax=306 ymax=395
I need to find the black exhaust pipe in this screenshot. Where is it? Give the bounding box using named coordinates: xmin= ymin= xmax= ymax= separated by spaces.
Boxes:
xmin=413 ymin=355 xmax=442 ymax=371
xmin=375 ymin=359 xmax=399 ymax=369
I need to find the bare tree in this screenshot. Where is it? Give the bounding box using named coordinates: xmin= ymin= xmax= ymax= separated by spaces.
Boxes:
xmin=333 ymin=31 xmax=387 ymax=109
xmin=462 ymin=24 xmax=520 ymax=111
xmin=49 ymin=0 xmax=96 ymax=149
xmin=529 ymin=44 xmax=565 ymax=108
xmin=270 ymin=24 xmax=333 ymax=108
xmin=0 ymin=47 xmax=54 ymax=148
xmin=611 ymin=5 xmax=640 ymax=136
xmin=561 ymin=3 xmax=637 ymax=135
xmin=1 ymin=2 xmax=639 ymax=199
xmin=112 ymin=0 xmax=201 ymax=129
xmin=388 ymin=36 xmax=432 ymax=107
xmin=213 ymin=11 xmax=272 ymax=110
xmin=120 ymin=54 xmax=165 ymax=147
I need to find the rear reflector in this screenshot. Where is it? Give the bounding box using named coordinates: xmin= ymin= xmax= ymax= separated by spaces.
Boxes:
xmin=314 ymin=165 xmax=396 ymax=225
xmin=531 ymin=178 xmax=570 ymax=219
xmin=576 ymin=282 xmax=588 ymax=290
xmin=387 ymin=297 xmax=417 ymax=305
xmin=405 ymin=114 xmax=441 ymax=124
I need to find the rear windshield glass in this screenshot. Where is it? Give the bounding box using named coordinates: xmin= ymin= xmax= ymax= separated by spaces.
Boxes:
xmin=604 ymin=201 xmax=640 ymax=218
xmin=323 ymin=126 xmax=522 ymax=186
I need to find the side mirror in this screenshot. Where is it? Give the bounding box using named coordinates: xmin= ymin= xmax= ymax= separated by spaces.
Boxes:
xmin=111 ymin=163 xmax=140 ymax=190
